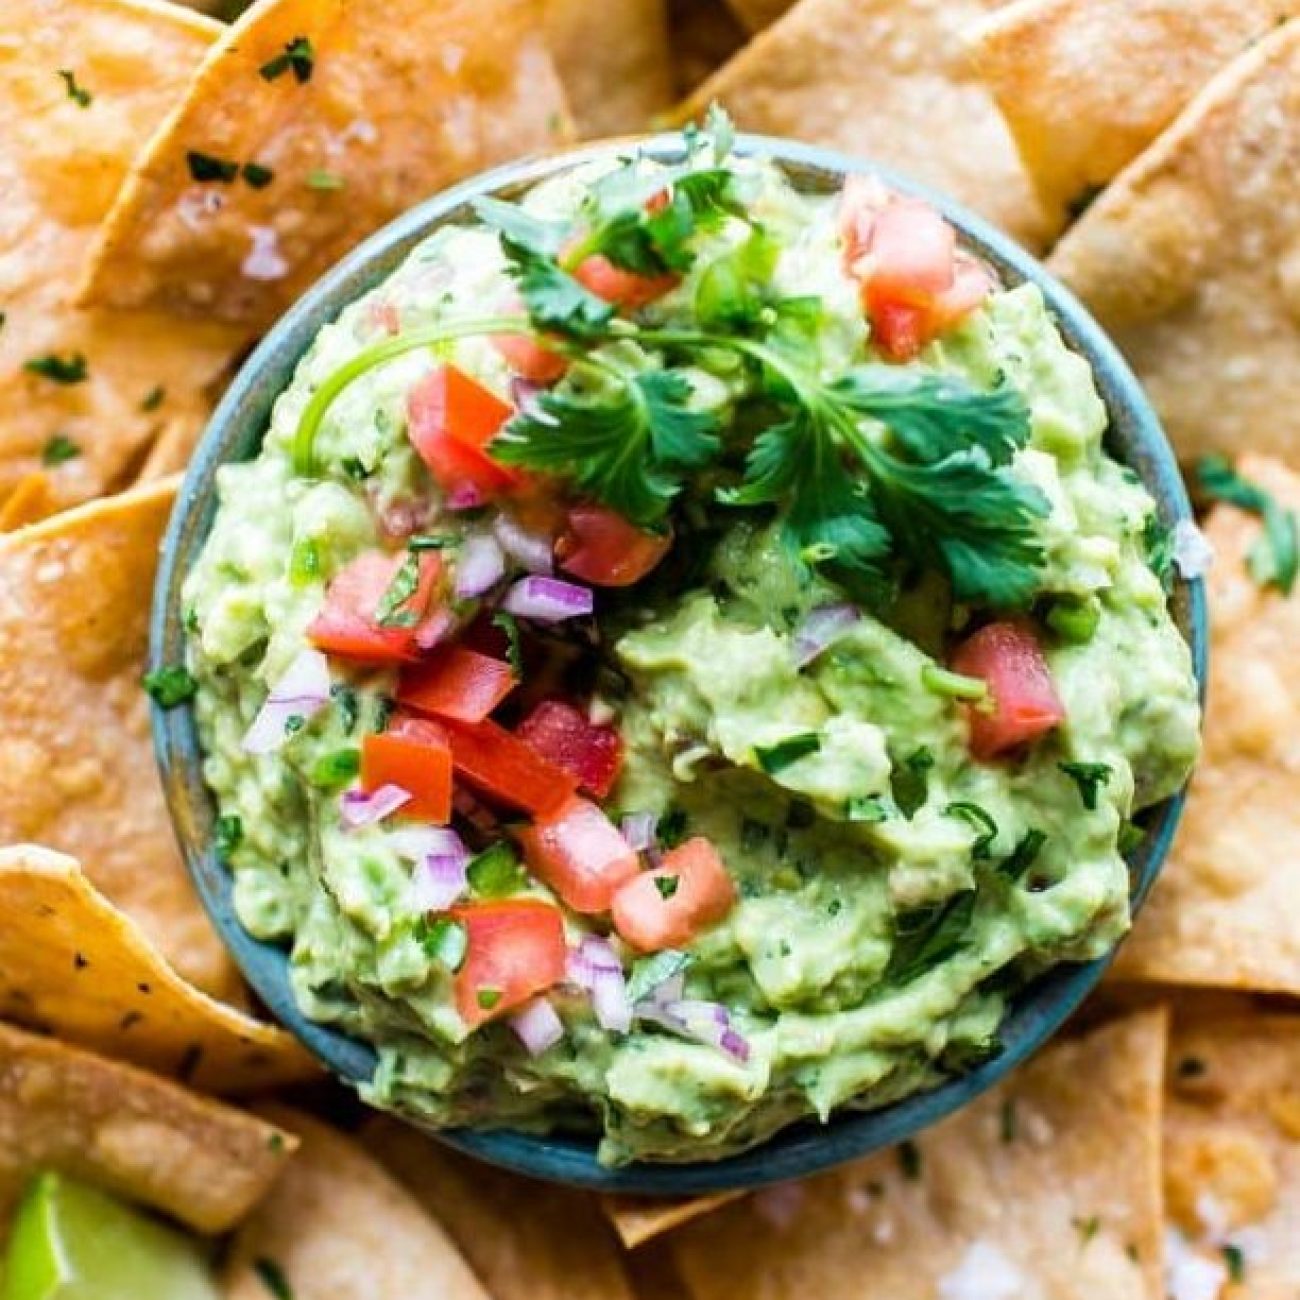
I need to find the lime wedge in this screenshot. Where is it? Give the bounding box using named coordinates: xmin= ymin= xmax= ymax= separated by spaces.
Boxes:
xmin=2 ymin=1172 xmax=219 ymax=1300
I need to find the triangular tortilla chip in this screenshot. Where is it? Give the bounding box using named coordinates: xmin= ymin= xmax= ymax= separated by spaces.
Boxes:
xmin=671 ymin=0 xmax=748 ymax=99
xmin=1115 ymin=456 xmax=1300 ymax=993
xmin=0 ymin=844 xmax=316 ymax=1094
xmin=1163 ymin=1011 xmax=1300 ymax=1293
xmin=0 ymin=1021 xmax=295 ymax=1236
xmin=670 ymin=1009 xmax=1168 ymax=1300
xmin=1047 ymin=22 xmax=1300 ymax=463
xmin=365 ymin=1121 xmax=637 ymax=1300
xmin=972 ymin=0 xmax=1300 ymax=229
xmin=544 ymin=0 xmax=672 ymax=136
xmin=0 ymin=0 xmax=242 ymax=513
xmin=602 ymin=1193 xmax=741 ymax=1250
xmin=0 ymin=472 xmax=57 ymax=532
xmin=722 ymin=0 xmax=795 ymax=33
xmin=78 ymin=0 xmax=574 ymax=331
xmin=222 ymin=1106 xmax=489 ymax=1300
xmin=0 ymin=476 xmax=238 ymax=999
xmin=677 ymin=0 xmax=1054 ymax=250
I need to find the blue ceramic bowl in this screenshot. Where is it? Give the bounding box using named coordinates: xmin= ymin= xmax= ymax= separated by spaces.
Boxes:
xmin=152 ymin=133 xmax=1207 ymax=1195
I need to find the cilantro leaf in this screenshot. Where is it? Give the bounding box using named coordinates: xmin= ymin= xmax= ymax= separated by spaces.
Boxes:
xmin=1198 ymin=454 xmax=1298 ymax=595
xmin=1058 ymin=761 xmax=1112 ymax=811
xmin=494 ymin=369 xmax=721 ymax=526
xmin=143 ymin=665 xmax=198 ymax=708
xmin=259 ymin=35 xmax=315 ymax=84
xmin=41 ymin=433 xmax=81 ymax=466
xmin=24 ymin=352 xmax=87 ymax=384
xmin=473 ymin=197 xmax=569 ymax=256
xmin=944 ymin=801 xmax=998 ymax=859
xmin=500 ymin=235 xmax=615 ymax=340
xmin=57 ymin=69 xmax=92 ymax=107
xmin=886 ymin=890 xmax=975 ymax=985
xmin=186 ymin=150 xmax=239 ymax=183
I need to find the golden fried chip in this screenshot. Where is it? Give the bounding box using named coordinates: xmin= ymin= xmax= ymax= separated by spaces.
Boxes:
xmin=544 ymin=0 xmax=671 ymax=136
xmin=0 ymin=844 xmax=315 ymax=1093
xmin=222 ymin=1106 xmax=488 ymax=1300
xmin=722 ymin=0 xmax=795 ymax=34
xmin=0 ymin=476 xmax=238 ymax=998
xmin=0 ymin=0 xmax=241 ymax=514
xmin=0 ymin=1021 xmax=295 ymax=1235
xmin=671 ymin=1009 xmax=1168 ymax=1300
xmin=972 ymin=0 xmax=1300 ymax=229
xmin=678 ymin=0 xmax=1053 ymax=250
xmin=1163 ymin=1011 xmax=1300 ymax=1293
xmin=1115 ymin=456 xmax=1300 ymax=993
xmin=602 ymin=1193 xmax=741 ymax=1249
xmin=1048 ymin=23 xmax=1300 ymax=463
xmin=78 ymin=0 xmax=573 ymax=332
xmin=0 ymin=473 xmax=57 ymax=532
xmin=365 ymin=1121 xmax=637 ymax=1300
xmin=669 ymin=0 xmax=748 ymax=100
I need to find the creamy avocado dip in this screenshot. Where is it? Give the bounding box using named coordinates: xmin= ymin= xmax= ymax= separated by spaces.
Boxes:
xmin=184 ymin=119 xmax=1200 ymax=1165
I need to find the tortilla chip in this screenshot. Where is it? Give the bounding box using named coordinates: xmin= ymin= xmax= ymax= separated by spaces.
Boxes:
xmin=671 ymin=1009 xmax=1168 ymax=1300
xmin=0 ymin=0 xmax=242 ymax=514
xmin=1114 ymin=456 xmax=1300 ymax=993
xmin=677 ymin=0 xmax=1054 ymax=250
xmin=0 ymin=1020 xmax=295 ymax=1235
xmin=972 ymin=0 xmax=1300 ymax=230
xmin=78 ymin=0 xmax=573 ymax=332
xmin=0 ymin=844 xmax=316 ymax=1094
xmin=603 ymin=1193 xmax=742 ymax=1250
xmin=668 ymin=0 xmax=748 ymax=100
xmin=1163 ymin=1011 xmax=1300 ymax=1292
xmin=222 ymin=1106 xmax=488 ymax=1300
xmin=1047 ymin=22 xmax=1300 ymax=463
xmin=365 ymin=1120 xmax=637 ymax=1300
xmin=0 ymin=476 xmax=238 ymax=999
xmin=544 ymin=0 xmax=672 ymax=136
xmin=722 ymin=0 xmax=795 ymax=33
xmin=0 ymin=473 xmax=57 ymax=532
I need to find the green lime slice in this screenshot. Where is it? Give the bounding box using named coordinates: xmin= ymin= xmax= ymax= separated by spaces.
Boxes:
xmin=2 ymin=1172 xmax=219 ymax=1300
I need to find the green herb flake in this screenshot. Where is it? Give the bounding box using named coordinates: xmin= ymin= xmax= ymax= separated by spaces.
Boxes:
xmin=755 ymin=732 xmax=821 ymax=775
xmin=1073 ymin=1215 xmax=1101 ymax=1246
xmin=142 ymin=665 xmax=198 ymax=708
xmin=1058 ymin=761 xmax=1113 ymax=811
xmin=259 ymin=35 xmax=315 ymax=84
xmin=57 ymin=69 xmax=92 ymax=107
xmin=654 ymin=875 xmax=680 ymax=900
xmin=1222 ymin=1243 xmax=1246 ymax=1283
xmin=331 ymin=683 xmax=359 ymax=733
xmin=375 ymin=551 xmax=424 ymax=628
xmin=41 ymin=433 xmax=81 ymax=466
xmin=1117 ymin=821 xmax=1146 ymax=856
xmin=289 ymin=537 xmax=322 ymax=587
xmin=24 ymin=352 xmax=87 ymax=384
xmin=892 ymin=746 xmax=934 ymax=819
xmin=627 ymin=949 xmax=689 ymax=1003
xmin=843 ymin=794 xmax=887 ymax=823
xmin=466 ymin=843 xmax=527 ymax=898
xmin=921 ymin=664 xmax=988 ymax=701
xmin=997 ymin=828 xmax=1047 ymax=883
xmin=414 ymin=916 xmax=468 ymax=971
xmin=253 ymin=1256 xmax=294 ymax=1300
xmin=477 ymin=987 xmax=503 ymax=1011
xmin=944 ymin=801 xmax=998 ymax=859
xmin=214 ymin=814 xmax=243 ymax=858
xmin=887 ymin=891 xmax=975 ymax=986
xmin=306 ymin=168 xmax=345 ymax=191
xmin=309 ymin=748 xmax=361 ymax=791
xmin=897 ymin=1139 xmax=922 ymax=1181
xmin=492 ymin=610 xmax=523 ymax=674
xmin=140 ymin=385 xmax=166 ymax=412
xmin=658 ymin=807 xmax=688 ymax=848
xmin=186 ymin=150 xmax=240 ymax=184
xmin=1198 ymin=454 xmax=1299 ymax=596
xmin=241 ymin=161 xmax=275 ymax=189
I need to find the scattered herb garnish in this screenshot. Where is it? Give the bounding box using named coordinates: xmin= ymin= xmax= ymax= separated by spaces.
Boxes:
xmin=897 ymin=1139 xmax=922 ymax=1180
xmin=309 ymin=748 xmax=360 ymax=791
xmin=140 ymin=385 xmax=166 ymax=412
xmin=1073 ymin=1215 xmax=1101 ymax=1246
xmin=755 ymin=732 xmax=821 ymax=774
xmin=892 ymin=746 xmax=934 ymax=819
xmin=241 ymin=161 xmax=275 ymax=189
xmin=1117 ymin=820 xmax=1145 ymax=856
xmin=944 ymin=801 xmax=998 ymax=859
xmin=887 ymin=891 xmax=976 ymax=986
xmin=57 ymin=68 xmax=92 ymax=106
xmin=845 ymin=794 xmax=889 ymax=823
xmin=466 ymin=843 xmax=527 ymax=898
xmin=143 ymin=665 xmax=198 ymax=708
xmin=374 ymin=551 xmax=424 ymax=627
xmin=1198 ymin=454 xmax=1299 ymax=595
xmin=259 ymin=35 xmax=315 ymax=84
xmin=215 ymin=814 xmax=243 ymax=857
xmin=1222 ymin=1243 xmax=1245 ymax=1283
xmin=1058 ymin=761 xmax=1112 ymax=811
xmin=25 ymin=352 xmax=87 ymax=384
xmin=41 ymin=433 xmax=80 ymax=466
xmin=627 ymin=949 xmax=690 ymax=1002
xmin=477 ymin=987 xmax=503 ymax=1010
xmin=330 ymin=683 xmax=359 ymax=733
xmin=658 ymin=806 xmax=688 ymax=848
xmin=253 ymin=1256 xmax=294 ymax=1300
xmin=186 ymin=150 xmax=240 ymax=183
xmin=654 ymin=875 xmax=680 ymax=900
xmin=996 ymin=828 xmax=1047 ymax=883
xmin=306 ymin=169 xmax=345 ymax=191
xmin=415 ymin=916 xmax=467 ymax=970
xmin=491 ymin=610 xmax=523 ymax=674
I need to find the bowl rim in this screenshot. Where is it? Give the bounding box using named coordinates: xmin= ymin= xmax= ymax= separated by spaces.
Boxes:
xmin=151 ymin=131 xmax=1208 ymax=1195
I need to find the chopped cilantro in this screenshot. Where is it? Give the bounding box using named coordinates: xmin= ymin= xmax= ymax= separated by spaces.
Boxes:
xmin=288 ymin=537 xmax=322 ymax=587
xmin=306 ymin=168 xmax=345 ymax=190
xmin=627 ymin=949 xmax=690 ymax=1002
xmin=492 ymin=610 xmax=523 ymax=674
xmin=897 ymin=1139 xmax=922 ymax=1180
xmin=1117 ymin=820 xmax=1146 ymax=856
xmin=1222 ymin=1243 xmax=1245 ymax=1283
xmin=1198 ymin=454 xmax=1298 ymax=595
xmin=374 ymin=551 xmax=424 ymax=627
xmin=407 ymin=533 xmax=457 ymax=550
xmin=186 ymin=150 xmax=239 ymax=183
xmin=997 ymin=828 xmax=1047 ymax=883
xmin=241 ymin=161 xmax=275 ymax=189
xmin=41 ymin=433 xmax=80 ymax=466
xmin=892 ymin=746 xmax=934 ymax=819
xmin=654 ymin=875 xmax=680 ymax=900
xmin=845 ymin=794 xmax=889 ymax=823
xmin=415 ymin=916 xmax=467 ymax=971
xmin=140 ymin=385 xmax=166 ymax=412
xmin=466 ymin=843 xmax=527 ymax=898
xmin=1073 ymin=1215 xmax=1101 ymax=1246
xmin=57 ymin=69 xmax=92 ymax=107
xmin=944 ymin=801 xmax=998 ymax=859
xmin=887 ymin=891 xmax=975 ymax=985
xmin=253 ymin=1256 xmax=294 ymax=1300
xmin=330 ymin=683 xmax=358 ymax=733
xmin=1058 ymin=761 xmax=1112 ymax=811
xmin=25 ymin=352 xmax=87 ymax=384
xmin=658 ymin=806 xmax=688 ymax=848
xmin=143 ymin=665 xmax=198 ymax=708
xmin=340 ymin=455 xmax=372 ymax=481
xmin=476 ymin=987 xmax=503 ymax=1011
xmin=1045 ymin=595 xmax=1100 ymax=643
xmin=214 ymin=814 xmax=243 ymax=858
xmin=259 ymin=35 xmax=315 ymax=83
xmin=309 ymin=748 xmax=360 ymax=791
xmin=755 ymin=732 xmax=821 ymax=774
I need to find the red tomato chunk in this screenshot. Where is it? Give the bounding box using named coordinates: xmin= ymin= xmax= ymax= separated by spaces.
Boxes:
xmin=558 ymin=503 xmax=671 ymax=587
xmin=517 ymin=700 xmax=623 ymax=799
xmin=517 ymin=795 xmax=640 ymax=914
xmin=398 ymin=645 xmax=517 ymax=724
xmin=307 ymin=550 xmax=442 ymax=665
xmin=572 ymin=254 xmax=679 ymax=311
xmin=361 ymin=714 xmax=453 ymax=823
xmin=449 ymin=900 xmax=567 ymax=1027
xmin=612 ymin=836 xmax=737 ymax=953
xmin=440 ymin=716 xmax=577 ymax=817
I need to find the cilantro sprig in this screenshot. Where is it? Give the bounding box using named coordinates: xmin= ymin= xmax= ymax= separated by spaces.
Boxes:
xmin=1197 ymin=455 xmax=1298 ymax=596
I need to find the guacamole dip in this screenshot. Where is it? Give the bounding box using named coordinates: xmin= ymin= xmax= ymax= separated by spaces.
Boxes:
xmin=185 ymin=120 xmax=1200 ymax=1165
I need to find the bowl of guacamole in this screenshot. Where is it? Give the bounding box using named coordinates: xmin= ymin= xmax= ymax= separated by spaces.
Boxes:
xmin=152 ymin=120 xmax=1205 ymax=1192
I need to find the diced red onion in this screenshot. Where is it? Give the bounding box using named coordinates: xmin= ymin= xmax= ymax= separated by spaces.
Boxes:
xmin=510 ymin=997 xmax=565 ymax=1056
xmin=792 ymin=604 xmax=861 ymax=668
xmin=241 ymin=648 xmax=331 ymax=754
xmin=447 ymin=483 xmax=486 ymax=511
xmin=389 ymin=825 xmax=468 ymax=863
xmin=566 ymin=935 xmax=622 ymax=989
xmin=509 ymin=376 xmax=547 ymax=415
xmin=339 ymin=783 xmax=411 ymax=829
xmin=1172 ymin=519 xmax=1214 ymax=580
xmin=635 ymin=996 xmax=750 ymax=1063
xmin=454 ymin=532 xmax=506 ymax=598
xmin=501 ymin=575 xmax=593 ymax=622
xmin=620 ymin=811 xmax=658 ymax=853
xmin=592 ymin=967 xmax=633 ymax=1034
xmin=408 ymin=854 xmax=468 ymax=912
xmin=493 ymin=513 xmax=554 ymax=574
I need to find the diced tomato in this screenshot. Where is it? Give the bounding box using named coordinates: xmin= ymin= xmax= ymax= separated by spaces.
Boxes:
xmin=491 ymin=330 xmax=570 ymax=383
xmin=307 ymin=550 xmax=443 ymax=664
xmin=862 ymin=199 xmax=957 ymax=303
xmin=407 ymin=364 xmax=523 ymax=501
xmin=441 ymin=716 xmax=577 ymax=817
xmin=572 ymin=254 xmax=679 ymax=312
xmin=361 ymin=714 xmax=453 ymax=822
xmin=449 ymin=900 xmax=567 ymax=1027
xmin=867 ymin=299 xmax=929 ymax=365
xmin=517 ymin=795 xmax=640 ymax=914
xmin=398 ymin=645 xmax=517 ymax=724
xmin=557 ymin=503 xmax=671 ymax=587
xmin=517 ymin=699 xmax=622 ymax=799
xmin=950 ymin=620 xmax=1066 ymax=760
xmin=838 ymin=173 xmax=890 ymax=268
xmin=611 ymin=837 xmax=737 ymax=953
xmin=932 ymin=254 xmax=995 ymax=329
